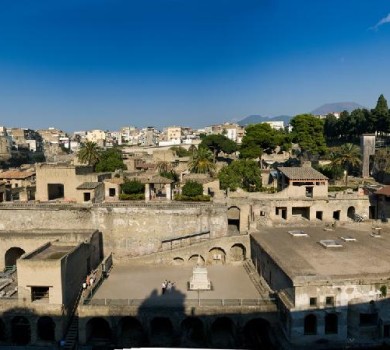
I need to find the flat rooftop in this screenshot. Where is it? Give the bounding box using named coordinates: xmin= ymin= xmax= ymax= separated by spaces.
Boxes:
xmin=251 ymin=224 xmax=390 ymax=285
xmin=92 ymin=264 xmax=263 ymax=302
xmin=28 ymin=244 xmax=76 ymax=260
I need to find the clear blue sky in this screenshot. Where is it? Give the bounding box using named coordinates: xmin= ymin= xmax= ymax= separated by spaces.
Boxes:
xmin=0 ymin=0 xmax=389 ymax=132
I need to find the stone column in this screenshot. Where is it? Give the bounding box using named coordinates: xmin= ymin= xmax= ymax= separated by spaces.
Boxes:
xmin=165 ymin=184 xmax=172 ymax=201
xmin=360 ymin=134 xmax=376 ymax=178
xmin=145 ymin=183 xmax=150 ymax=202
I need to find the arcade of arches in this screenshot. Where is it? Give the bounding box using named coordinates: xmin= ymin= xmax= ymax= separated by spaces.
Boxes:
xmin=173 ymin=243 xmax=246 ymax=266
xmin=83 ymin=315 xmax=273 ymax=349
xmin=0 ymin=316 xmax=57 ymax=346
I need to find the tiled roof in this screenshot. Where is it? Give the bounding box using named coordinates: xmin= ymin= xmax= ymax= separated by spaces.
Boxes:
xmin=277 ymin=167 xmax=328 ymax=180
xmin=0 ymin=171 xmax=35 ymax=179
xmin=141 ymin=175 xmax=174 ymax=184
xmin=375 ymin=186 xmax=390 ymax=196
xmin=76 ymin=182 xmax=102 ymax=190
xmin=105 ymin=178 xmax=124 ymax=185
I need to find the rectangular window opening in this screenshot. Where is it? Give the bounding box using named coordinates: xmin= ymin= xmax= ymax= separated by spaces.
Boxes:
xmin=31 ymin=286 xmax=49 ymax=302
xmin=326 ymin=296 xmax=334 ymax=306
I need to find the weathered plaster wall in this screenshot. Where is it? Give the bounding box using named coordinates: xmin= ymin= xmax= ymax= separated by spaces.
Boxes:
xmin=0 ymin=203 xmax=228 ymax=260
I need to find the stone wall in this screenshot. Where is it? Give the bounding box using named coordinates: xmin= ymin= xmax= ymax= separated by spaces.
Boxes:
xmin=0 ymin=203 xmax=228 ymax=260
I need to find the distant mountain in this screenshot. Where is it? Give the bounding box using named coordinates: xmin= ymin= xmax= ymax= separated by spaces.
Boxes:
xmin=311 ymin=102 xmax=366 ymax=115
xmin=238 ymin=115 xmax=292 ymax=126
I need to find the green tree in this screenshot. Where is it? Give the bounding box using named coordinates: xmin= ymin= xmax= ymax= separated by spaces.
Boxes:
xmin=170 ymin=146 xmax=190 ymax=157
xmin=240 ymin=123 xmax=291 ymax=159
xmin=373 ymin=148 xmax=390 ymax=182
xmin=77 ymin=141 xmax=100 ymax=167
xmin=188 ymin=147 xmax=216 ymax=174
xmin=372 ymin=94 xmax=390 ymax=134
xmin=324 ymin=113 xmax=339 ymax=142
xmin=290 ymin=114 xmax=327 ymax=156
xmin=159 ymin=170 xmax=179 ymax=183
xmin=218 ymin=159 xmax=261 ymax=192
xmin=331 ymin=143 xmax=362 ymax=176
xmin=157 ymin=160 xmax=171 ymax=174
xmin=199 ymin=134 xmax=237 ymax=161
xmin=121 ymin=179 xmax=144 ymax=194
xmin=95 ymin=148 xmax=126 ymax=172
xmin=182 ymin=180 xmax=203 ymax=197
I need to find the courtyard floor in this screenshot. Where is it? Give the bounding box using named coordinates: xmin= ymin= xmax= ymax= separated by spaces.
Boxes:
xmin=91 ymin=263 xmax=261 ymax=302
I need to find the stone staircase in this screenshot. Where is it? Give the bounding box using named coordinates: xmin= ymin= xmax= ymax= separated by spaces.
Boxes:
xmin=63 ymin=314 xmax=79 ymax=350
xmin=243 ymin=259 xmax=274 ymax=298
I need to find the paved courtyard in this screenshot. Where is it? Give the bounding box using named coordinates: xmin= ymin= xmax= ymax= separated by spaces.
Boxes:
xmin=92 ymin=264 xmax=261 ymax=302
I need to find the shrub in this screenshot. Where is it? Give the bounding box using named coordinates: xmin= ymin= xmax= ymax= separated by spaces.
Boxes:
xmin=182 ymin=181 xmax=203 ymax=197
xmin=119 ymin=193 xmax=145 ymax=200
xmin=174 ymin=194 xmax=211 ymax=202
xmin=121 ymin=180 xmax=144 ymax=194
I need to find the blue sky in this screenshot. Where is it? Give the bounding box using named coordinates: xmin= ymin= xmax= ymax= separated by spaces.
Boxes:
xmin=0 ymin=0 xmax=389 ymax=132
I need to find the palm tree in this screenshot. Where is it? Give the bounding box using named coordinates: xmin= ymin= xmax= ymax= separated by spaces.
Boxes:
xmin=77 ymin=141 xmax=100 ymax=167
xmin=331 ymin=143 xmax=362 ymax=185
xmin=332 ymin=143 xmax=362 ymax=169
xmin=157 ymin=160 xmax=171 ymax=174
xmin=188 ymin=147 xmax=215 ymax=174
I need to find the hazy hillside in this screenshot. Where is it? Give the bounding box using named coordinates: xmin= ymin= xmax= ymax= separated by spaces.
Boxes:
xmin=311 ymin=102 xmax=365 ymax=115
xmin=238 ymin=115 xmax=292 ymax=126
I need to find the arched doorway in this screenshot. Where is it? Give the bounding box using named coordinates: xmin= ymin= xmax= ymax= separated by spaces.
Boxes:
xmin=304 ymin=314 xmax=317 ymax=335
xmin=181 ymin=317 xmax=205 ymax=347
xmin=86 ymin=317 xmax=112 ymax=345
xmin=37 ymin=316 xmax=55 ymax=342
xmin=173 ymin=257 xmax=184 ymax=265
xmin=11 ymin=316 xmax=31 ymax=345
xmin=347 ymin=206 xmax=356 ymax=220
xmin=325 ymin=313 xmax=338 ymax=334
xmin=230 ymin=243 xmax=246 ymax=262
xmin=227 ymin=206 xmax=240 ymax=234
xmin=150 ymin=317 xmax=174 ymax=347
xmin=5 ymin=247 xmax=25 ymax=268
xmin=188 ymin=255 xmax=205 ymax=266
xmin=118 ymin=316 xmax=146 ymax=347
xmin=243 ymin=318 xmax=272 ymax=349
xmin=208 ymin=247 xmax=226 ymax=265
xmin=210 ymin=317 xmax=236 ymax=348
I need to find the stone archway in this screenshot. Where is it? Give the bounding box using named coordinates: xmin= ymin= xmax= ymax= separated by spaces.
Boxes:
xmin=207 ymin=247 xmax=226 ymax=265
xmin=188 ymin=255 xmax=205 ymax=266
xmin=325 ymin=313 xmax=338 ymax=334
xmin=243 ymin=318 xmax=272 ymax=349
xmin=5 ymin=247 xmax=25 ymax=268
xmin=37 ymin=316 xmax=55 ymax=342
xmin=210 ymin=317 xmax=236 ymax=348
xmin=118 ymin=316 xmax=146 ymax=348
xmin=86 ymin=317 xmax=112 ymax=345
xmin=180 ymin=317 xmax=205 ymax=347
xmin=173 ymin=257 xmax=184 ymax=265
xmin=230 ymin=243 xmax=246 ymax=262
xmin=347 ymin=206 xmax=356 ymax=220
xmin=11 ymin=316 xmax=31 ymax=345
xmin=150 ymin=317 xmax=174 ymax=347
xmin=227 ymin=206 xmax=240 ymax=234
xmin=304 ymin=314 xmax=317 ymax=335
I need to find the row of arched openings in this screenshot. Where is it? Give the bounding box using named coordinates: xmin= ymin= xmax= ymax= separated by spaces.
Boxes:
xmin=304 ymin=313 xmax=338 ymax=335
xmin=173 ymin=243 xmax=246 ymax=266
xmin=0 ymin=316 xmax=55 ymax=345
xmin=86 ymin=316 xmax=271 ymax=349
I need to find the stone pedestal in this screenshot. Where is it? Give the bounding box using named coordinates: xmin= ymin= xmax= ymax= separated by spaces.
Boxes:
xmin=189 ymin=266 xmax=211 ymax=290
